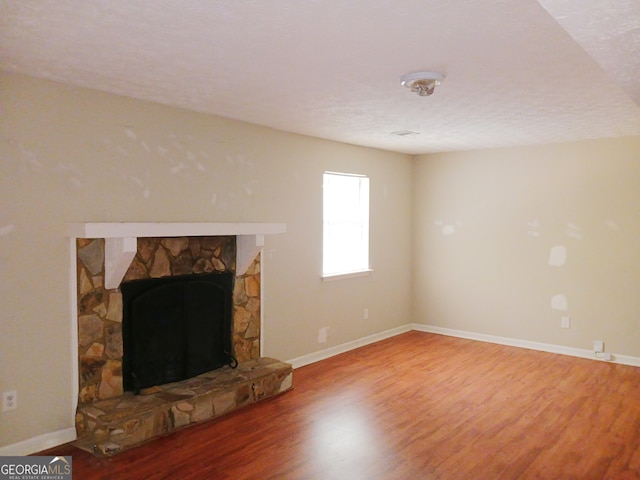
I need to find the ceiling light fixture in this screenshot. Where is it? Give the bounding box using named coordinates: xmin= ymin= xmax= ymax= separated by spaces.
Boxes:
xmin=400 ymin=71 xmax=445 ymax=97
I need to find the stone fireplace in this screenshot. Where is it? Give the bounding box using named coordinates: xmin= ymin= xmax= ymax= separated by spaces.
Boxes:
xmin=67 ymin=223 xmax=291 ymax=455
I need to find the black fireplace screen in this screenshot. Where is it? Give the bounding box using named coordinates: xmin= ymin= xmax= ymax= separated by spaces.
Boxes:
xmin=121 ymin=272 xmax=236 ymax=393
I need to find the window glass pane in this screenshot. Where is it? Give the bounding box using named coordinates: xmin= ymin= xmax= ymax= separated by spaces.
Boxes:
xmin=323 ymin=172 xmax=369 ymax=276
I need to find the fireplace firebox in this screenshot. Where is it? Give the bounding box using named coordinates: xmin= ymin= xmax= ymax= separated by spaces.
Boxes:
xmin=121 ymin=272 xmax=237 ymax=393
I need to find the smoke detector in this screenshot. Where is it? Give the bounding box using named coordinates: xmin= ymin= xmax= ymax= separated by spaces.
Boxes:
xmin=400 ymin=71 xmax=445 ymax=96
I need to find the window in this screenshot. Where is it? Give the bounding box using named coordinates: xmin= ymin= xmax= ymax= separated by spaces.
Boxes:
xmin=323 ymin=171 xmax=370 ymax=279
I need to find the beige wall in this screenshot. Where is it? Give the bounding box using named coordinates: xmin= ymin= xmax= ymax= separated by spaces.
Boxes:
xmin=413 ymin=137 xmax=640 ymax=357
xmin=0 ymin=73 xmax=413 ymax=448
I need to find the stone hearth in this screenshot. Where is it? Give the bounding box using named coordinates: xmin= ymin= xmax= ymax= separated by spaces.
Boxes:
xmin=75 ymin=358 xmax=292 ymax=455
xmin=72 ymin=230 xmax=292 ymax=455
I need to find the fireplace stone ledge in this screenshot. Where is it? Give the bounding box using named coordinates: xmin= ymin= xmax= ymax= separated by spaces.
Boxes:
xmin=73 ymin=358 xmax=293 ymax=456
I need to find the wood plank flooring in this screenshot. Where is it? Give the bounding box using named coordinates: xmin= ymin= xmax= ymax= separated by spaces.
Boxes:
xmin=39 ymin=331 xmax=640 ymax=479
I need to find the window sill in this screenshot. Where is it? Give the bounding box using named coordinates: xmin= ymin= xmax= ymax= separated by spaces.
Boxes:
xmin=322 ymin=269 xmax=373 ymax=282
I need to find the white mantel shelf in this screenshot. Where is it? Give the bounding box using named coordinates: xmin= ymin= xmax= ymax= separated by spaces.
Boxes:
xmin=66 ymin=222 xmax=286 ymax=238
xmin=66 ymin=222 xmax=286 ymax=288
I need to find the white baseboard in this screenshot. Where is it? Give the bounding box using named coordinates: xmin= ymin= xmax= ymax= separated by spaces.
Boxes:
xmin=412 ymin=323 xmax=640 ymax=367
xmin=0 ymin=428 xmax=76 ymax=457
xmin=286 ymin=324 xmax=412 ymax=369
xmin=287 ymin=323 xmax=640 ymax=370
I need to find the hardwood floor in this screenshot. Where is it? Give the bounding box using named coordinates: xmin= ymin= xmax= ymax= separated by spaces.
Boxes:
xmin=39 ymin=331 xmax=640 ymax=479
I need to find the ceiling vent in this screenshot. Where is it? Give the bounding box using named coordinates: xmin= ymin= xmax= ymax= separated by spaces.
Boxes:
xmin=391 ymin=130 xmax=420 ymax=137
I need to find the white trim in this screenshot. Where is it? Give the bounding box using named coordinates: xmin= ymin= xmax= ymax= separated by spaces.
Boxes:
xmin=286 ymin=324 xmax=412 ymax=369
xmin=609 ymin=352 xmax=640 ymax=367
xmin=68 ymin=239 xmax=79 ymax=427
xmin=236 ymin=234 xmax=265 ymax=276
xmin=322 ymin=269 xmax=373 ymax=282
xmin=0 ymin=428 xmax=76 ymax=456
xmin=65 ymin=222 xmax=286 ymax=238
xmin=259 ymin=251 xmax=265 ymax=357
xmin=412 ymin=324 xmax=640 ymax=367
xmin=323 ymin=171 xmax=368 ymax=178
xmin=104 ymin=237 xmax=137 ymax=289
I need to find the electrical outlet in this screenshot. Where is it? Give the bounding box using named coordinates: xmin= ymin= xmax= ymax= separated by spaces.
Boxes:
xmin=2 ymin=390 xmax=17 ymax=412
xmin=561 ymin=316 xmax=571 ymax=328
xmin=363 ymin=309 xmax=369 ymax=320
xmin=593 ymin=340 xmax=604 ymax=353
xmin=317 ymin=326 xmax=330 ymax=344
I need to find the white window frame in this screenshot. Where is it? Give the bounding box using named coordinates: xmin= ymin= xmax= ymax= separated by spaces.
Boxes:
xmin=322 ymin=171 xmax=371 ymax=280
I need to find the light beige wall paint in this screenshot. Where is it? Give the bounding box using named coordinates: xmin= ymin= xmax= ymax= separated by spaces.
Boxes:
xmin=0 ymin=73 xmax=413 ymax=448
xmin=413 ymin=137 xmax=640 ymax=356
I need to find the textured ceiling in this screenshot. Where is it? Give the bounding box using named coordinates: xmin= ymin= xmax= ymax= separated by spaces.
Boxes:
xmin=2 ymin=0 xmax=640 ymax=154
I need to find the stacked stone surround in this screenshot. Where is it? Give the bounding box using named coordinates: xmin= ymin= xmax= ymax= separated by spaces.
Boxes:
xmin=74 ymin=235 xmax=292 ymax=455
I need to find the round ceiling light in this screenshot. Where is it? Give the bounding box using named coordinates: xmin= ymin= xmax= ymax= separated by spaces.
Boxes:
xmin=400 ymin=71 xmax=445 ymax=96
